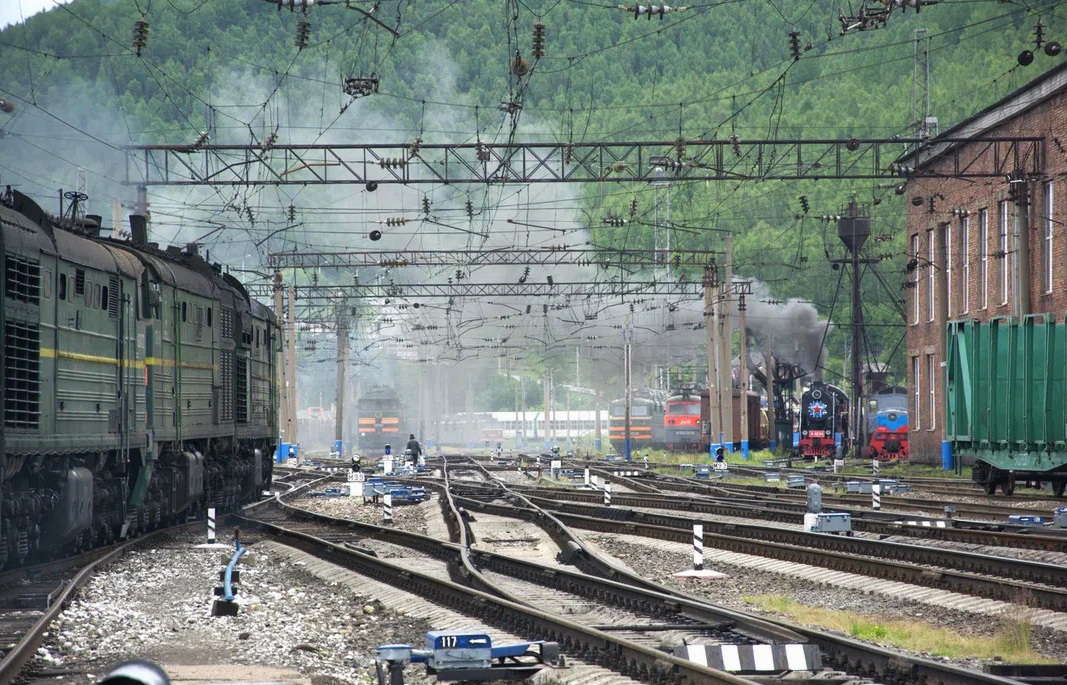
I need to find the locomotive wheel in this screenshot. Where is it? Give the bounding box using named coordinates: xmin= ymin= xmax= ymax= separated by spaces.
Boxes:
xmin=1053 ymin=480 xmax=1066 ymax=497
xmin=983 ymin=479 xmax=997 ymax=495
xmin=1001 ymin=473 xmax=1016 ymax=496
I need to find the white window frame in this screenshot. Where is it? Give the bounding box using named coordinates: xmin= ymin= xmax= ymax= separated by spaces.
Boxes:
xmin=927 ymin=229 xmax=935 ymax=322
xmin=1046 ymin=181 xmax=1055 ymax=293
xmin=912 ymin=355 xmax=921 ymax=430
xmin=999 ymin=201 xmax=1009 ymax=305
xmin=927 ymin=353 xmax=936 ymax=431
xmin=911 ymin=234 xmax=920 ymax=324
xmin=979 ymin=209 xmax=988 ymax=309
xmin=944 ymin=224 xmax=952 ymax=316
xmin=961 ymin=216 xmax=970 ymax=313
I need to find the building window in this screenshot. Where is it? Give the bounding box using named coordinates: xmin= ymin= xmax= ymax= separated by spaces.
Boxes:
xmin=912 ymin=355 xmax=920 ymax=430
xmin=1045 ymin=181 xmax=1055 ymax=293
xmin=961 ymin=216 xmax=970 ymax=313
xmin=927 ymin=229 xmax=935 ymax=322
xmin=999 ymin=200 xmax=1009 ymax=305
xmin=927 ymin=353 xmax=936 ymax=431
xmin=979 ymin=209 xmax=988 ymax=309
xmin=944 ymin=224 xmax=952 ymax=315
xmin=911 ymin=234 xmax=920 ymax=324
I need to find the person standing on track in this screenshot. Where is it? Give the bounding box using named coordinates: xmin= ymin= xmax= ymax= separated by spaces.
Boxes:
xmin=406 ymin=433 xmax=422 ymax=460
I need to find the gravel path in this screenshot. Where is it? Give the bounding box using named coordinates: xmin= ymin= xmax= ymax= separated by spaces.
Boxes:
xmin=582 ymin=533 xmax=1067 ymax=671
xmin=29 ymin=533 xmax=434 ymax=685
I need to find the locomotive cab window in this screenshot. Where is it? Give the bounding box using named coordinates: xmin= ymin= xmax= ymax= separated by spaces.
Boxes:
xmin=58 ymin=273 xmax=66 ymax=301
xmin=181 ymin=302 xmax=187 ymax=322
xmin=101 ymin=286 xmax=108 ymax=312
xmin=206 ymin=307 xmax=212 ymax=328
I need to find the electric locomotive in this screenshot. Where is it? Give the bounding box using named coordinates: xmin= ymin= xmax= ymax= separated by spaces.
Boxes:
xmin=0 ymin=188 xmax=275 ymax=569
xmin=356 ymin=384 xmax=402 ymax=450
xmin=608 ymin=389 xmax=665 ymax=452
xmin=797 ymin=382 xmax=849 ymax=459
xmin=664 ymin=388 xmax=701 ymax=450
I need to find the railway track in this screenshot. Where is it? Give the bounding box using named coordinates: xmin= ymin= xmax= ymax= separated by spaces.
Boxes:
xmin=0 ymin=471 xmax=312 ymax=683
xmin=504 ymin=483 xmax=1067 ymax=552
xmin=272 ymin=456 xmax=1037 ymax=685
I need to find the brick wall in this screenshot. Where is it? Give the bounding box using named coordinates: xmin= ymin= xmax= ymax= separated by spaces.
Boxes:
xmin=905 ymin=88 xmax=1066 ymax=463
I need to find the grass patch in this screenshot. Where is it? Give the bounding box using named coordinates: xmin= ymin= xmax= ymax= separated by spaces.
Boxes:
xmin=743 ymin=595 xmax=1053 ymax=662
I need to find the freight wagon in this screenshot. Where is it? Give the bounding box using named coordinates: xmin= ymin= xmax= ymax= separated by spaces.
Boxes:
xmin=946 ymin=317 xmax=1067 ymax=496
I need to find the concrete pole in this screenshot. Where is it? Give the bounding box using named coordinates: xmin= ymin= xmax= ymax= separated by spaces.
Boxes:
xmin=287 ymin=285 xmax=298 ymax=448
xmin=273 ymin=272 xmax=288 ymax=446
xmin=739 ymin=298 xmax=749 ymax=458
xmin=720 ymin=235 xmax=734 ymax=451
xmin=1013 ymin=180 xmax=1031 ymax=318
xmin=764 ymin=351 xmax=777 ymax=452
xmin=624 ymin=320 xmax=633 ymax=461
xmin=935 ymin=223 xmax=949 ymax=448
xmin=466 ymin=373 xmax=474 ymax=448
xmin=704 ymin=264 xmax=720 ymax=455
xmin=334 ymin=311 xmax=347 ymax=449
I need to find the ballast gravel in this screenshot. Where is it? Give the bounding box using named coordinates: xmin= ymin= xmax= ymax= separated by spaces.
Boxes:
xmin=588 ymin=534 xmax=1067 ymax=671
xmin=296 ymin=490 xmax=433 ymax=535
xmin=29 ymin=533 xmax=434 ymax=685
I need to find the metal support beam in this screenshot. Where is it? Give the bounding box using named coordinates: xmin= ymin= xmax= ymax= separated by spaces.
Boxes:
xmin=267 ymin=248 xmax=719 ymax=269
xmin=245 ymin=280 xmax=704 ymax=301
xmin=124 ymin=137 xmax=1043 ymax=186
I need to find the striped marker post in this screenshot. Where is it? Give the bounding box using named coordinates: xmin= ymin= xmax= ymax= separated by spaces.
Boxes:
xmin=584 ymin=468 xmax=590 ymax=485
xmin=872 ymin=483 xmax=881 ymax=510
xmin=693 ymin=524 xmax=704 ymax=571
xmin=872 ymin=459 xmax=880 ymax=475
xmin=603 ymin=483 xmax=612 ymax=507
xmin=643 ymin=455 xmax=649 ymax=470
xmin=207 ymin=507 xmax=216 ymax=543
xmin=383 ymin=494 xmax=393 ymax=523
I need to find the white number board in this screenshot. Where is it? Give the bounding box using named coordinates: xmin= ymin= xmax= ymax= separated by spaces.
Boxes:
xmin=347 ymin=471 xmax=366 ymax=482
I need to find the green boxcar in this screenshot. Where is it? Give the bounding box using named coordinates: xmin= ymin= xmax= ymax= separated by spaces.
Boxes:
xmin=946 ymin=316 xmax=1067 ymax=496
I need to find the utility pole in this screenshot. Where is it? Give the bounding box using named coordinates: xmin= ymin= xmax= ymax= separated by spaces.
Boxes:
xmin=466 ymin=374 xmax=474 ymax=448
xmin=624 ymin=318 xmax=633 ymax=461
xmin=287 ymin=285 xmax=298 ymax=451
xmin=911 ymin=29 xmax=936 ymax=141
xmin=334 ymin=308 xmax=348 ymax=454
xmin=837 ymin=200 xmax=870 ymax=459
xmin=704 ymin=264 xmax=720 ymax=456
xmin=542 ymin=374 xmax=551 ymax=444
xmin=1011 ymin=175 xmax=1031 ymax=319
xmin=720 ymin=235 xmax=734 ymax=452
xmin=520 ymin=375 xmax=526 ymax=446
xmin=273 ymin=272 xmax=288 ymax=448
xmin=764 ymin=350 xmax=777 ymax=452
xmin=738 ymin=291 xmax=749 ymax=458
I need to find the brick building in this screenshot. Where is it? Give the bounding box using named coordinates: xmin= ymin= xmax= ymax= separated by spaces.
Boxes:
xmin=902 ymin=63 xmax=1066 ymax=463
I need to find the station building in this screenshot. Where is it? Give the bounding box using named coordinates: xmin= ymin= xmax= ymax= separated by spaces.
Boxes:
xmin=902 ymin=62 xmax=1067 ymax=462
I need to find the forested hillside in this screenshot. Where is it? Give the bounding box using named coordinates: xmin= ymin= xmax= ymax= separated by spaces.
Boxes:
xmin=0 ymin=0 xmax=1061 ymax=399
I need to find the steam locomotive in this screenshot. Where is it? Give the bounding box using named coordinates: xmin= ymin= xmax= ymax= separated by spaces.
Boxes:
xmin=797 ymin=382 xmax=849 ymax=459
xmin=0 ymin=189 xmax=275 ymax=569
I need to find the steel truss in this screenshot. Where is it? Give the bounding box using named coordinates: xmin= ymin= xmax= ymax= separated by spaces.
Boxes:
xmin=125 ymin=136 xmax=1043 ymax=185
xmin=248 ymin=279 xmax=703 ymax=301
xmin=266 ymin=248 xmax=719 ymax=269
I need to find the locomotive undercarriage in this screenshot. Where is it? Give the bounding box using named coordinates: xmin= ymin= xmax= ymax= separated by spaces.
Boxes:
xmin=0 ymin=436 xmax=271 ymax=571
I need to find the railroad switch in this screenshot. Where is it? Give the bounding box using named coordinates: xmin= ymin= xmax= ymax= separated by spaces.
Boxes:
xmin=375 ymin=631 xmax=559 ymax=685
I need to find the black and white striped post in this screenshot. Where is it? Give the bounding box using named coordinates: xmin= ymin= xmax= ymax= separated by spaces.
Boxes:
xmin=872 ymin=459 xmax=880 ymax=475
xmin=603 ymin=482 xmax=612 ymax=507
xmin=584 ymin=468 xmax=590 ymax=485
xmin=207 ymin=507 xmax=216 ymax=543
xmin=872 ymin=483 xmax=882 ymax=510
xmin=383 ymin=494 xmax=394 ymax=523
xmin=693 ymin=523 xmax=704 ymax=571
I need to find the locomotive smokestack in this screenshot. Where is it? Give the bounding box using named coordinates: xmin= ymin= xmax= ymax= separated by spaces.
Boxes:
xmin=129 ymin=214 xmax=148 ymax=247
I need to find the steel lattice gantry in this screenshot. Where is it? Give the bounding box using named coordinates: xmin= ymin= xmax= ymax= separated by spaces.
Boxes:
xmin=266 ymin=248 xmax=719 ymax=269
xmin=247 ymin=279 xmax=704 ymax=301
xmin=125 ymin=136 xmax=1043 ymax=185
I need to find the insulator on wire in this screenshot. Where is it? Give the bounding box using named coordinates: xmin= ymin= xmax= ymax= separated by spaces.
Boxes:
xmin=627 ymin=4 xmax=685 ymax=19
xmin=190 ymin=131 xmax=209 ymax=148
xmin=422 ymin=197 xmax=431 ymax=215
xmin=788 ymin=28 xmax=802 ymax=60
xmin=730 ymin=135 xmax=742 ymax=156
xmin=629 ymin=198 xmax=638 ymax=217
xmin=133 ymin=19 xmax=150 ymax=56
xmin=261 ymin=131 xmax=279 ymax=151
xmin=603 ymin=216 xmax=627 ymax=227
xmin=287 ymin=204 xmax=297 ymax=222
xmin=798 ymin=195 xmax=810 ymax=214
xmin=384 ymin=217 xmax=409 ymax=227
xmin=378 ymin=157 xmax=407 ymax=169
xmin=465 ymin=200 xmax=474 ymax=219
xmin=476 ymin=143 xmax=491 ymax=162
xmin=532 ymin=23 xmax=546 ymax=58
xmin=295 ymin=19 xmax=311 ymax=49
